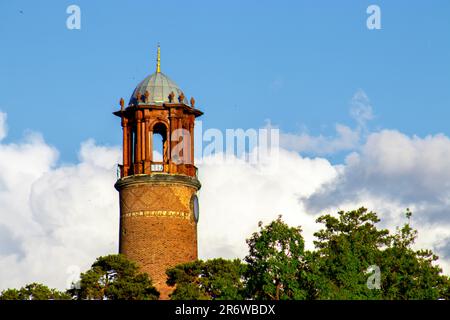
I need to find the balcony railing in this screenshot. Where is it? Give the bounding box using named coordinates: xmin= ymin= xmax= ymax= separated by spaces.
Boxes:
xmin=117 ymin=162 xmax=199 ymax=179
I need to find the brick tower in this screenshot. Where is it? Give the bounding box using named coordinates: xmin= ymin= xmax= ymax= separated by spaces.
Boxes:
xmin=113 ymin=46 xmax=203 ymax=299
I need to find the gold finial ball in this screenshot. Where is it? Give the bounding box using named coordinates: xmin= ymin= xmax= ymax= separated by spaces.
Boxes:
xmin=190 ymin=97 xmax=195 ymax=108
xmin=119 ymin=97 xmax=125 ymax=110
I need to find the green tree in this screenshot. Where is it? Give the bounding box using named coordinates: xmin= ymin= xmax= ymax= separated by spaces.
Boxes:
xmin=68 ymin=254 xmax=159 ymax=300
xmin=312 ymin=207 xmax=450 ymax=300
xmin=312 ymin=207 xmax=389 ymax=299
xmin=0 ymin=288 xmax=21 ymax=300
xmin=438 ymin=276 xmax=450 ymax=300
xmin=244 ymin=216 xmax=309 ymax=300
xmin=2 ymin=209 xmax=449 ymax=301
xmin=0 ymin=283 xmax=70 ymax=300
xmin=167 ymin=258 xmax=246 ymax=300
xmin=381 ymin=209 xmax=448 ymax=299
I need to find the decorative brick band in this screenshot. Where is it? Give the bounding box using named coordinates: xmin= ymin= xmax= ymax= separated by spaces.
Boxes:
xmin=122 ymin=210 xmax=191 ymax=219
xmin=115 ymin=173 xmax=201 ymax=191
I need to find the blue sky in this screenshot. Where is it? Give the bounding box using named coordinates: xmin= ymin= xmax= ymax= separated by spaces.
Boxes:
xmin=1 ymin=0 xmax=450 ymax=163
xmin=2 ymin=1 xmax=450 ymax=289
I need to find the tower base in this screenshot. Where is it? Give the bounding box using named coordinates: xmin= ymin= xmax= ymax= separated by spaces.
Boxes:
xmin=115 ymin=174 xmax=201 ymax=299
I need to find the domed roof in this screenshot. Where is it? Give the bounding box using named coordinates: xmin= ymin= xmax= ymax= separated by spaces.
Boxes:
xmin=129 ymin=71 xmax=188 ymax=105
xmin=129 ymin=45 xmax=188 ymax=105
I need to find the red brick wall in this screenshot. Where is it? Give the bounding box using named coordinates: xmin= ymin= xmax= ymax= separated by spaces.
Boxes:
xmin=117 ymin=179 xmax=198 ymax=299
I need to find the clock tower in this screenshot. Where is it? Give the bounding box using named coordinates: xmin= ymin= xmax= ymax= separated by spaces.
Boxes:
xmin=113 ymin=46 xmax=203 ymax=299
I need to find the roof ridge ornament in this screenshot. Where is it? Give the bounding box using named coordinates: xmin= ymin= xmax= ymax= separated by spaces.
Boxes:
xmin=119 ymin=97 xmax=124 ymax=110
xmin=156 ymin=43 xmax=161 ymax=73
xmin=178 ymin=92 xmax=185 ymax=103
xmin=168 ymin=91 xmax=175 ymax=103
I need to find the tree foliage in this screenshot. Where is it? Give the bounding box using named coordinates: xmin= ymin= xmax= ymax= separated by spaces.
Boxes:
xmin=68 ymin=254 xmax=159 ymax=300
xmin=311 ymin=207 xmax=449 ymax=299
xmin=244 ymin=216 xmax=309 ymax=300
xmin=0 ymin=283 xmax=70 ymax=300
xmin=1 ymin=208 xmax=449 ymax=300
xmin=381 ymin=209 xmax=447 ymax=299
xmin=164 ymin=208 xmax=450 ymax=300
xmin=311 ymin=207 xmax=389 ymax=299
xmin=166 ymin=258 xmax=246 ymax=300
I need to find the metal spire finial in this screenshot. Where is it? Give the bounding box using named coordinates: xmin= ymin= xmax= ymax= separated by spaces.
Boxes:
xmin=156 ymin=43 xmax=161 ymax=73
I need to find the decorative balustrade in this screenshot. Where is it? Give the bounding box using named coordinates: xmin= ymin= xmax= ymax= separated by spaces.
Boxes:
xmin=117 ymin=162 xmax=198 ymax=179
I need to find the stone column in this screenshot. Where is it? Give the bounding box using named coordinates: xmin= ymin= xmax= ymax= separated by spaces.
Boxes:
xmin=121 ymin=117 xmax=129 ymax=176
xmin=127 ymin=125 xmax=132 ymax=169
xmin=135 ymin=111 xmax=142 ymax=173
xmin=178 ymin=118 xmax=183 ymax=162
xmin=190 ymin=121 xmax=194 ymax=166
xmin=141 ymin=120 xmax=146 ymax=162
xmin=168 ymin=112 xmax=174 ymax=173
xmin=145 ymin=120 xmax=150 ymax=162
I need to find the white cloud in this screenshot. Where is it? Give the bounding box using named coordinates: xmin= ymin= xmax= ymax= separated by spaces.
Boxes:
xmin=198 ymin=130 xmax=450 ymax=274
xmin=350 ymin=89 xmax=374 ymax=129
xmin=0 ymin=107 xmax=450 ymax=292
xmin=306 ymin=130 xmax=450 ymax=210
xmin=197 ymin=150 xmax=337 ymax=258
xmin=280 ymin=124 xmax=359 ymax=155
xmin=0 ymin=125 xmax=120 ymax=290
xmin=278 ymin=89 xmax=374 ymax=156
xmin=304 ymin=129 xmax=450 ymax=272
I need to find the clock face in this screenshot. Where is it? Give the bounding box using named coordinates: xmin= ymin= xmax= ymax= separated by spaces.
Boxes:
xmin=191 ymin=195 xmax=199 ymax=223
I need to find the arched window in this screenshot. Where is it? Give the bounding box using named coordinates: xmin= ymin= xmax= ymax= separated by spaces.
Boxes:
xmin=152 ymin=123 xmax=167 ymax=163
xmin=152 ymin=132 xmax=163 ymax=161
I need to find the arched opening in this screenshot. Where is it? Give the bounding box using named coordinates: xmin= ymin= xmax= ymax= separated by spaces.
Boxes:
xmin=152 ymin=133 xmax=163 ymax=161
xmin=152 ymin=122 xmax=167 ymax=164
